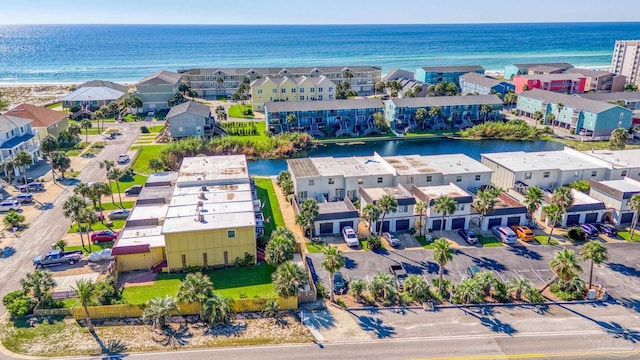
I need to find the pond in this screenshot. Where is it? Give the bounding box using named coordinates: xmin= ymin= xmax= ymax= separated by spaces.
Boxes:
xmin=247 ymin=137 xmax=564 ymax=176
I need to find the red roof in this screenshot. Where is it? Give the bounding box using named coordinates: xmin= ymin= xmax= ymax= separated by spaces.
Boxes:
xmin=7 ymin=103 xmax=67 ymax=128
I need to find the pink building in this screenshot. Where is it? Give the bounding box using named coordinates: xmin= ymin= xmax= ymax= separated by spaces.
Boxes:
xmin=512 ymin=73 xmax=586 ymax=94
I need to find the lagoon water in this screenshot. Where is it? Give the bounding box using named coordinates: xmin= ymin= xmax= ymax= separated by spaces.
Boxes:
xmin=1 ymin=22 xmax=639 ymax=83
xmin=247 ymin=138 xmax=565 ymax=176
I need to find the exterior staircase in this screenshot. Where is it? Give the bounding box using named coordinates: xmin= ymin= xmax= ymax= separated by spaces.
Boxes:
xmin=335 ymin=119 xmax=358 ymax=137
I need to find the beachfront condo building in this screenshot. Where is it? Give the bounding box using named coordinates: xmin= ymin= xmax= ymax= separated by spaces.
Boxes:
xmin=512 ymin=73 xmax=587 ymax=94
xmin=7 ymin=103 xmax=69 ymax=141
xmin=565 ymin=68 xmax=626 ymax=93
xmin=459 ymin=72 xmax=515 ymax=97
xmin=179 ymin=66 xmax=381 ymax=99
xmin=250 ymin=76 xmax=336 ymax=111
xmin=579 ymin=92 xmax=640 ymax=111
xmin=135 ymin=70 xmax=183 ymax=112
xmin=165 ymin=101 xmax=226 ymax=140
xmin=611 ymin=40 xmax=640 ymax=86
xmin=589 ymin=177 xmax=640 ymax=225
xmin=263 ymin=99 xmax=384 ymax=137
xmin=384 ymin=95 xmax=504 ymax=132
xmin=0 ymin=115 xmax=39 ymax=176
xmin=415 ymin=66 xmax=484 ymax=87
xmin=516 ymin=89 xmax=632 ymax=137
xmin=504 ymin=62 xmax=574 ymax=80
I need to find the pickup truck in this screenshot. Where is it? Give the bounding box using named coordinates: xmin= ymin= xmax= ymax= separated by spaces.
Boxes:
xmin=33 ymin=250 xmax=83 ymax=268
xmin=389 ymin=264 xmax=408 ymax=291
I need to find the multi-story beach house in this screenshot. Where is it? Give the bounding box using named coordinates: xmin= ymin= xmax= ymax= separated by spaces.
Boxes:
xmin=565 ymin=68 xmax=626 ymax=93
xmin=0 ymin=115 xmax=39 ymax=176
xmin=516 ymin=89 xmax=632 ymax=137
xmin=135 ymin=70 xmax=182 ymax=112
xmin=264 ymin=99 xmax=384 ymax=137
xmin=415 ymin=66 xmax=484 ymax=87
xmin=579 ymin=92 xmax=640 ymax=110
xmin=165 ymin=101 xmax=225 ymax=140
xmin=459 ymin=72 xmax=515 ymax=97
xmin=179 ymin=66 xmax=381 ymax=98
xmin=410 ymin=183 xmax=475 ymax=231
xmin=589 ymin=177 xmax=640 ymax=224
xmin=512 ymin=73 xmax=587 ymax=94
xmin=611 ymin=40 xmax=640 ymax=86
xmin=536 ymin=189 xmax=606 ymax=227
xmin=250 ymin=76 xmax=336 ymax=111
xmin=384 ymin=95 xmax=504 ymax=132
xmin=504 ymin=62 xmax=574 ymax=80
xmin=6 ymin=103 xmax=69 ymax=141
xmin=358 ymin=185 xmax=417 ymax=233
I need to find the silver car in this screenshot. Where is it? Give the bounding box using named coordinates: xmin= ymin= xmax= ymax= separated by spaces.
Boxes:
xmin=382 ymin=232 xmax=401 ymax=247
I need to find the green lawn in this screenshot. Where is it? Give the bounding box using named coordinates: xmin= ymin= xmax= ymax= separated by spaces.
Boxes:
xmin=617 ymin=231 xmax=640 ymax=242
xmin=67 ymin=220 xmax=126 ymax=233
xmin=317 ymin=133 xmax=396 ymax=142
xmin=122 ymin=264 xmax=276 ymax=304
xmin=358 ymin=239 xmax=371 ymax=251
xmin=216 ymin=96 xmax=228 ymax=102
xmin=110 ymin=174 xmax=148 ymax=194
xmin=132 ymin=145 xmax=166 ymax=174
xmin=416 ymin=235 xmax=435 ymax=249
xmin=253 ymin=177 xmax=285 ymax=238
xmin=227 ymin=121 xmax=269 ymax=144
xmin=535 ymin=235 xmax=559 ymax=245
xmin=66 ymin=242 xmax=113 ymax=255
xmin=66 ymin=150 xmax=80 ymax=156
xmin=229 ymin=104 xmax=255 ymax=119
xmin=97 ymin=201 xmax=135 ymax=211
xmin=306 ymin=242 xmax=325 ymax=253
xmin=147 ymin=125 xmax=165 ymax=133
xmin=404 ymin=130 xmax=460 ymax=137
xmin=478 ymin=236 xmax=503 ymax=247
xmin=45 ymin=102 xmax=61 ymax=109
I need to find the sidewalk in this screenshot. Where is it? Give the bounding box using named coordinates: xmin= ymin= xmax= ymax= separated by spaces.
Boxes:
xmin=272 ymin=180 xmax=307 ymax=249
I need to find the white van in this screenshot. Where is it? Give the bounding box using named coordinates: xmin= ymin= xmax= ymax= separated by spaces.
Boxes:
xmin=492 ymin=226 xmax=517 ymax=244
xmin=0 ymin=200 xmax=21 ymax=213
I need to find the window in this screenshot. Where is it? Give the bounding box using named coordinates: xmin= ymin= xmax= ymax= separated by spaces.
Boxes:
xmin=272 ymin=89 xmax=277 ymax=94
xmin=329 ymin=87 xmax=334 ymax=92
xmin=318 ymin=87 xmax=323 ymax=92
xmin=406 ymin=176 xmax=414 ymax=184
xmin=281 ymin=88 xmax=286 ymax=93
xmin=310 ymin=88 xmax=315 ymax=93
xmin=257 ymin=89 xmax=262 ymax=94
xmin=459 ymin=204 xmax=465 ymax=211
xmin=475 ymin=175 xmax=481 ymax=181
xmin=399 ymin=205 xmax=408 ymax=213
xmin=377 ymin=177 xmax=383 ymax=183
xmin=591 ymin=171 xmax=597 ymax=177
xmin=227 ymin=230 xmax=236 ymax=238
xmin=524 ymin=172 xmax=532 ymax=180
xmin=328 ymin=178 xmax=334 ymax=185
xmin=358 ymin=178 xmax=364 ymax=185
xmin=299 ymin=191 xmax=307 ymax=199
xmin=426 ymin=176 xmax=432 ymax=182
xmin=456 ymin=176 xmax=462 ymax=182
xmin=309 ymin=180 xmax=315 ymax=186
xmin=347 ymin=190 xmax=357 ymax=200
xmin=291 ymin=88 xmax=296 ymax=93
xmin=621 ymin=170 xmax=628 ymax=177
xmin=543 ymin=171 xmax=550 ymax=178
xmin=300 ymin=96 xmax=304 ymax=100
xmin=318 ymin=95 xmax=323 ymax=100
xmin=178 ymin=127 xmax=184 ymax=132
xmin=574 ymin=171 xmax=580 ymax=178
xmin=300 ymin=88 xmax=304 ymax=93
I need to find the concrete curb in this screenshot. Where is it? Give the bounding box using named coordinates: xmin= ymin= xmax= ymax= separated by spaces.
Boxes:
xmin=342 ymin=298 xmax=603 ymax=312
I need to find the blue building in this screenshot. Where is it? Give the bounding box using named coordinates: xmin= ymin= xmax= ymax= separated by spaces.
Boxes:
xmin=264 ymin=99 xmax=384 ymax=137
xmin=504 ymin=62 xmax=573 ymax=80
xmin=516 ymin=89 xmax=633 ymax=137
xmin=459 ymin=72 xmax=515 ymax=97
xmin=415 ymin=66 xmax=484 ymax=87
xmin=384 ymin=95 xmax=504 ymax=133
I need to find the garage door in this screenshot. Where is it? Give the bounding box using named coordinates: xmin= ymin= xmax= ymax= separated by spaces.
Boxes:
xmin=396 ymin=219 xmax=410 ymax=231
xmin=451 ymin=218 xmax=466 ymax=230
xmin=487 ymin=218 xmax=502 ymax=229
xmin=432 ymin=219 xmax=445 ymax=231
xmin=319 ymin=223 xmax=334 ymax=235
xmin=376 ymin=221 xmax=390 ymax=233
xmin=339 ymin=221 xmax=354 ymax=232
xmin=507 ymin=216 xmax=521 ymax=226
xmin=620 ymin=212 xmax=634 ymax=224
xmin=584 ymin=213 xmax=598 ymax=224
xmin=566 ymin=214 xmax=580 ymax=226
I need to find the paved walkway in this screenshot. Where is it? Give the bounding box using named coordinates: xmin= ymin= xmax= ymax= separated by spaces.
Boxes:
xmin=271 ymin=180 xmax=308 ymax=251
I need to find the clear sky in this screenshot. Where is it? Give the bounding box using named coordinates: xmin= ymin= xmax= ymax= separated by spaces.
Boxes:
xmin=2 ymin=0 xmax=640 ymax=25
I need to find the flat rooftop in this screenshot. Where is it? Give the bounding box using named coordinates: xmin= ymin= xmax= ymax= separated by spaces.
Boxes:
xmin=311 ymin=155 xmax=393 ymax=178
xmin=162 ymin=211 xmax=256 ymax=234
xmin=128 ymin=204 xmax=169 ymax=222
xmin=412 ymin=183 xmax=473 ymax=204
xmin=482 ymin=149 xmax=604 ymax=172
xmin=116 ymin=226 xmax=166 ymax=249
xmin=145 ymin=172 xmax=179 ymax=186
xmin=170 ymin=184 xmax=253 ymax=207
xmin=590 ymin=177 xmax=640 ymax=199
xmin=177 ymin=155 xmax=249 ymax=186
xmin=583 ymin=149 xmax=640 ymax=169
xmin=359 ymin=186 xmax=416 ymax=205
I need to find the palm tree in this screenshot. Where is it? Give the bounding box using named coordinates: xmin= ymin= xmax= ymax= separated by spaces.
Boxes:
xmin=532 ymin=110 xmax=543 ymax=128
xmin=67 ymin=123 xmax=82 ymax=143
xmin=523 ymin=186 xmax=544 ymax=220
xmin=295 ymin=199 xmax=318 ymax=238
xmin=91 ymin=182 xmax=111 ymax=220
xmin=505 ymin=275 xmax=531 ymax=301
xmin=177 ymin=272 xmax=214 ymax=303
xmin=20 ymin=270 xmax=56 ymax=307
xmin=415 ymin=201 xmax=428 ymax=236
xmin=52 ymin=151 xmax=71 ymax=179
xmin=72 ymin=279 xmax=98 ymax=332
xmin=581 ymin=241 xmax=608 ymax=290
xmin=414 ymin=108 xmax=427 ymax=129
xmin=454 ymin=278 xmax=483 ymax=304
xmin=80 ymin=119 xmax=92 ymax=143
xmin=361 ymin=204 xmax=381 ymax=237
xmin=262 ymin=299 xmax=280 ymax=324
xmin=286 ymin=114 xmax=297 ymax=132
xmin=108 ymin=167 xmax=125 ymax=207
xmin=546 ymin=113 xmax=556 ymax=128
xmin=403 ymin=274 xmax=431 ymax=303
xmin=202 ymin=294 xmax=234 ymax=326
xmin=376 ymin=194 xmax=398 ymax=236
xmin=1 ymin=159 xmax=15 ymax=184
xmin=99 ymin=160 xmax=116 ymax=204
xmin=41 ymin=134 xmax=59 ymax=183
xmin=546 ymin=187 xmax=574 ymax=243
xmin=143 ymin=296 xmax=178 ymax=329
xmin=349 ymin=279 xmax=367 ymax=303
xmin=433 ymin=195 xmax=457 ymax=234
xmin=14 ymin=150 xmax=34 ymax=187
xmin=74 ymin=182 xmax=91 ymax=202
xmin=480 ymin=104 xmax=493 ymax=122
xmin=504 ymin=92 xmax=518 ymax=108
xmin=55 ymin=239 xmax=68 ymax=251
xmin=433 ymin=238 xmax=454 ymax=295
xmin=148 ymin=158 xmax=165 ymax=173
xmin=475 ymin=271 xmax=498 ymax=298
xmin=265 ymin=234 xmax=295 ymax=266
xmin=368 ymin=272 xmax=397 ymax=302
xmin=474 ymin=188 xmax=499 ymax=226
xmin=321 ymin=246 xmax=345 ymax=303
xmin=428 ymin=106 xmax=442 ymax=124
xmin=272 ymin=261 xmax=308 ymax=298
xmin=63 ymin=195 xmax=90 ymax=251
xmin=550 ymin=249 xmax=583 ymax=286
xmin=629 ymin=194 xmax=640 ymax=240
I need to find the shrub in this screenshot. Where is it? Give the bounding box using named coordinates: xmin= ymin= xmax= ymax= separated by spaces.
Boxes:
xmin=315 ymin=281 xmax=328 ymax=299
xmin=2 ymin=290 xmax=35 ymax=317
xmin=567 ymin=227 xmax=586 ymax=242
xmin=140 ymin=126 xmax=150 ymax=133
xmin=367 ymin=235 xmax=382 ymax=251
xmin=335 ymin=298 xmax=347 ymax=308
xmin=460 ymin=119 xmax=546 ymax=141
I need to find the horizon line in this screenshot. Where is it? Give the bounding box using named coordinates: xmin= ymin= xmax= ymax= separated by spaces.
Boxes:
xmin=2 ymin=20 xmax=640 ymax=26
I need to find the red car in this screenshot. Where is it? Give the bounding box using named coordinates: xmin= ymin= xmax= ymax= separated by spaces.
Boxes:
xmin=91 ymin=230 xmax=119 ymax=243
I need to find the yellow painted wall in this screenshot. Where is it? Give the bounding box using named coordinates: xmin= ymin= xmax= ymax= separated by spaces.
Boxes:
xmin=115 ymin=247 xmax=164 ymax=272
xmin=165 ymin=226 xmax=255 ymax=271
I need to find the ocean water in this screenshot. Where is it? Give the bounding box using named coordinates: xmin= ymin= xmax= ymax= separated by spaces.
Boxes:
xmin=0 ymin=22 xmax=639 ymax=84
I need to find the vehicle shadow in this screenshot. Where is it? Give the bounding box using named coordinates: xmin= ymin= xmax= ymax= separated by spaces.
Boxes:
xmin=608 ymin=263 xmax=640 ymax=277
xmin=343 ymin=256 xmax=358 ymax=270
xmin=507 ymin=245 xmax=542 ymax=261
xmin=458 ymin=251 xmax=507 ymax=272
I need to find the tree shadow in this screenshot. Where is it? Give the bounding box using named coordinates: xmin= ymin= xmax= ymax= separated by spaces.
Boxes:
xmin=508 ymin=245 xmax=542 ymax=261
xmin=617 ymin=297 xmax=640 ymax=314
xmin=344 ymin=257 xmax=358 ymax=270
xmin=35 ymin=202 xmax=55 ymax=210
xmin=373 ymin=247 xmax=389 ymax=256
xmin=152 ymin=324 xmax=193 ymax=348
xmin=204 ymin=322 xmax=248 ymax=337
xmin=472 ymin=257 xmax=507 ymax=272
xmin=356 ymin=315 xmax=396 ymax=338
xmin=559 ymin=304 xmax=640 ymax=343
xmin=608 ymin=263 xmax=640 ymax=277
xmin=400 ymin=261 xmax=425 ymax=275
xmin=0 ymin=246 xmax=16 ymax=258
xmin=460 ymin=307 xmax=517 ymax=335
xmin=301 ymin=309 xmax=336 ymax=330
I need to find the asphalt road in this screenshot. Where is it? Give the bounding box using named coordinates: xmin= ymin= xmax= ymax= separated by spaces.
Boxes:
xmin=0 ymin=123 xmax=142 ymax=313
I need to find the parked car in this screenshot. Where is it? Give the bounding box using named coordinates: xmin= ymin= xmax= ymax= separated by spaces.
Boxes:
xmin=8 ymin=193 xmax=33 ymax=204
xmin=466 ymin=265 xmax=480 ymax=279
xmin=511 ymin=225 xmax=535 ymax=241
xmin=0 ymin=200 xmax=21 ymax=212
xmin=342 ymin=226 xmax=359 ymax=247
xmin=492 ymin=226 xmax=517 ymax=244
xmin=117 ymin=154 xmax=130 ymax=164
xmin=594 ymin=223 xmax=618 ymax=236
xmin=33 ymin=250 xmax=83 ymax=268
xmin=91 ymin=230 xmax=119 ymax=243
xmin=124 ymin=185 xmax=143 ymax=196
xmin=17 ymin=177 xmax=34 ymax=185
xmin=381 ymin=232 xmax=401 ymax=247
xmin=19 ymin=182 xmax=45 ymax=192
xmin=580 ymin=223 xmax=599 ymax=238
xmin=108 ymin=209 xmax=130 ymax=220
xmin=389 ymin=264 xmax=408 ymax=291
xmin=333 ymin=271 xmax=347 ymax=294
xmin=457 ymin=229 xmax=478 ymax=244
